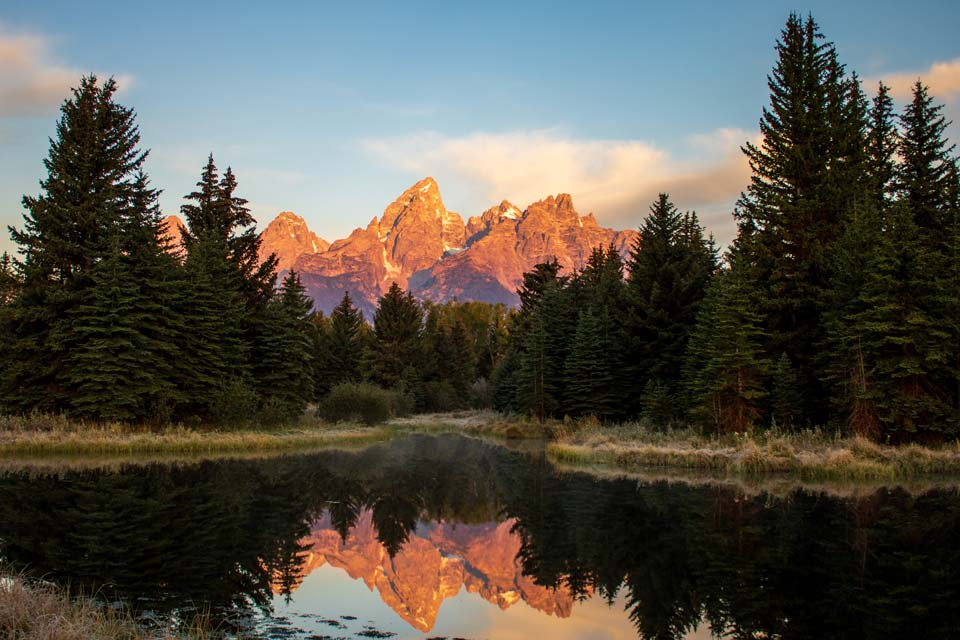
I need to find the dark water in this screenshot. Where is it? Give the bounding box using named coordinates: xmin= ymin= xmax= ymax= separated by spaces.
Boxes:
xmin=1 ymin=434 xmax=959 ymax=639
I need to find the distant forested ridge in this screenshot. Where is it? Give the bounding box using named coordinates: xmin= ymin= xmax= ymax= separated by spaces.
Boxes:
xmin=1 ymin=13 xmax=957 ymax=442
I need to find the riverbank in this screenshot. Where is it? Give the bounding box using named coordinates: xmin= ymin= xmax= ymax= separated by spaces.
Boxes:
xmin=393 ymin=412 xmax=960 ymax=481
xmin=0 ymin=413 xmax=389 ymax=458
xmin=0 ymin=571 xmax=206 ymax=639
xmin=3 ymin=411 xmax=960 ymax=481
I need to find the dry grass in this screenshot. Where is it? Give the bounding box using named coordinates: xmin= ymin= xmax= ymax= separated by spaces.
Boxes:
xmin=0 ymin=413 xmax=389 ymax=459
xmin=545 ymin=419 xmax=960 ymax=481
xmin=397 ymin=411 xmax=960 ymax=481
xmin=0 ymin=571 xmax=209 ymax=639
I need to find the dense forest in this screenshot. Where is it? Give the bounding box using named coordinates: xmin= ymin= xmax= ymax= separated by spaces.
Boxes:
xmin=0 ymin=14 xmax=957 ymax=442
xmin=491 ymin=13 xmax=960 ymax=443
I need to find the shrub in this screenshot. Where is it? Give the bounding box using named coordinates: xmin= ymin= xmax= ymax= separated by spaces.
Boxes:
xmin=208 ymin=378 xmax=258 ymax=428
xmin=317 ymin=382 xmax=411 ymax=425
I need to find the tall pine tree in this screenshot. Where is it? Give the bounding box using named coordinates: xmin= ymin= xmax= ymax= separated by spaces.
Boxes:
xmin=626 ymin=194 xmax=716 ymax=419
xmin=254 ymin=272 xmax=315 ymax=422
xmin=314 ymin=291 xmax=365 ymax=398
xmin=683 ymin=258 xmax=771 ymax=434
xmin=733 ymin=14 xmax=866 ymax=424
xmin=3 ymin=76 xmax=149 ymax=414
xmin=364 ymin=282 xmax=423 ymax=389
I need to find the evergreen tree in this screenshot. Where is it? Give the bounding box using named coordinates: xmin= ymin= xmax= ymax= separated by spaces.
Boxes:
xmin=564 ymin=307 xmax=620 ymax=420
xmin=364 ymin=282 xmax=423 ymax=388
xmin=733 ymin=14 xmax=862 ymax=423
xmin=10 ymin=76 xmax=147 ymax=286
xmin=626 ymin=194 xmax=717 ymax=418
xmin=420 ymin=304 xmax=476 ymax=409
xmin=896 ymin=83 xmax=959 ymax=431
xmin=491 ymin=347 xmax=520 ymax=413
xmin=866 ymin=82 xmax=898 ymax=209
xmin=516 ymin=280 xmax=570 ymax=420
xmin=0 ymin=254 xmax=19 ymax=413
xmin=119 ymin=171 xmax=184 ymax=417
xmin=177 ymin=233 xmax=249 ymax=418
xmin=64 ymin=239 xmax=156 ymax=420
xmin=253 ymin=272 xmax=315 ymax=422
xmin=176 ymin=159 xmax=250 ymax=417
xmin=845 ymin=202 xmax=954 ymax=440
xmin=640 ymin=378 xmax=674 ymax=430
xmin=515 ymin=259 xmax=564 ymax=333
xmin=314 ymin=291 xmax=365 ymax=398
xmin=3 ymin=76 xmax=148 ymax=413
xmin=684 ymin=260 xmax=771 ymax=434
xmin=897 ymin=81 xmax=957 ymax=235
xmin=820 ymin=203 xmax=885 ymax=437
xmin=0 ymin=252 xmax=17 ymax=305
xmin=770 ymin=353 xmax=803 ymax=430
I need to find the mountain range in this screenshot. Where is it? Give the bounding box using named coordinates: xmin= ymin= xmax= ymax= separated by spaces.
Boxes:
xmin=162 ymin=177 xmax=637 ymax=317
xmin=278 ymin=509 xmax=576 ymax=632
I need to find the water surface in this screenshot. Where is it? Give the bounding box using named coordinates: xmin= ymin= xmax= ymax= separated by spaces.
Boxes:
xmin=1 ymin=434 xmax=958 ymax=638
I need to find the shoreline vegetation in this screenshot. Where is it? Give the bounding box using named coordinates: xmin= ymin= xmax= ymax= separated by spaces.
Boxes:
xmin=0 ymin=413 xmax=389 ymax=458
xmin=0 ymin=571 xmax=207 ymax=640
xmin=3 ymin=411 xmax=960 ymax=483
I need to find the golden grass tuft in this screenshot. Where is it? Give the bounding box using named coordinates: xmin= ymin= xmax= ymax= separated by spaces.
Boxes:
xmin=0 ymin=413 xmax=390 ymax=459
xmin=0 ymin=571 xmax=208 ymax=639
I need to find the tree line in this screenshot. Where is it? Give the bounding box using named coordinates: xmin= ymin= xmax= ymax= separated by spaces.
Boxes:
xmin=0 ymin=75 xmax=508 ymax=423
xmin=0 ymin=77 xmax=315 ymax=424
xmin=488 ymin=14 xmax=959 ymax=443
xmin=1 ymin=14 xmax=957 ymax=441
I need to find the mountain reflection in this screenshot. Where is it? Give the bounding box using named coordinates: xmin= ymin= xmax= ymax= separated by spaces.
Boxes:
xmin=0 ymin=434 xmax=958 ymax=639
xmin=290 ymin=510 xmax=574 ymax=632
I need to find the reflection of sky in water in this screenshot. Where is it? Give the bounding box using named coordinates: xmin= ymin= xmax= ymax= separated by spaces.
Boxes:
xmin=274 ymin=562 xmax=644 ymax=640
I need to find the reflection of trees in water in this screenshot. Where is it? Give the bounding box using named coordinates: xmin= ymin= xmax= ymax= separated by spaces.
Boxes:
xmin=502 ymin=457 xmax=960 ymax=640
xmin=0 ymin=461 xmax=316 ymax=629
xmin=1 ymin=435 xmax=959 ymax=638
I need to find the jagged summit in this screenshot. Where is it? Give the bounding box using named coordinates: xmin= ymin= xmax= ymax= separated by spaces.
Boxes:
xmin=258 ymin=211 xmax=329 ymax=271
xmin=157 ymin=177 xmax=637 ymax=317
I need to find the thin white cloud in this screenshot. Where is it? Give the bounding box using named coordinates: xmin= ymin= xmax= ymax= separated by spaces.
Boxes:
xmin=0 ymin=26 xmax=133 ymax=118
xmin=362 ymin=127 xmax=753 ymax=246
xmin=868 ymin=58 xmax=960 ymax=102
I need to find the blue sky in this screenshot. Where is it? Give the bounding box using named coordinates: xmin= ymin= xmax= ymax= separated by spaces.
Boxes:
xmin=1 ymin=0 xmax=958 ymax=255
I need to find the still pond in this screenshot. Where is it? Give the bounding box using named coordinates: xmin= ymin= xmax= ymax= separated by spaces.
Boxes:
xmin=1 ymin=434 xmax=958 ymax=638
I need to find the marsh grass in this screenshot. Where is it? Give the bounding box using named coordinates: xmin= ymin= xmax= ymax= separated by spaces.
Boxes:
xmin=0 ymin=413 xmax=389 ymax=458
xmin=545 ymin=419 xmax=960 ymax=480
xmin=404 ymin=411 xmax=960 ymax=481
xmin=5 ymin=411 xmax=960 ymax=480
xmin=0 ymin=570 xmax=211 ymax=639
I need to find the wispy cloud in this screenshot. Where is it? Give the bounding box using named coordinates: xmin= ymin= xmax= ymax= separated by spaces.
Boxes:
xmin=362 ymin=127 xmax=753 ymax=245
xmin=0 ymin=25 xmax=133 ymax=118
xmin=870 ymin=58 xmax=960 ymax=102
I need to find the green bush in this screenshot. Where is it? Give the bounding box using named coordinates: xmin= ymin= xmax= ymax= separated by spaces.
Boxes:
xmin=317 ymin=382 xmax=412 ymax=425
xmin=208 ymin=378 xmax=258 ymax=428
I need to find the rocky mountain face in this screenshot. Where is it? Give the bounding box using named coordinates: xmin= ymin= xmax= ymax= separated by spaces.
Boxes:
xmin=162 ymin=178 xmax=637 ymax=316
xmin=411 ymin=193 xmax=637 ymax=307
xmin=160 ymin=214 xmax=186 ymax=251
xmin=259 ymin=211 xmax=329 ymax=271
xmin=280 ymin=509 xmax=575 ymax=632
xmin=291 ymin=177 xmax=466 ymax=318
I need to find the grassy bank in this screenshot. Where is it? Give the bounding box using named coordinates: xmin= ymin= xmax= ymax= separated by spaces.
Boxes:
xmin=5 ymin=411 xmax=960 ymax=481
xmin=397 ymin=412 xmax=960 ymax=481
xmin=0 ymin=413 xmax=389 ymax=458
xmin=0 ymin=571 xmax=207 ymax=639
